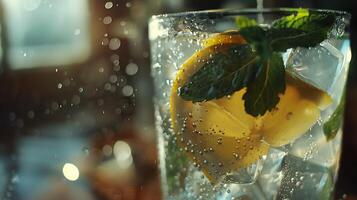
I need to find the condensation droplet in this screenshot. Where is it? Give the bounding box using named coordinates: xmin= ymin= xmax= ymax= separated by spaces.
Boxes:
xmin=78 ymin=87 xmax=84 ymax=93
xmin=57 ymin=83 xmax=63 ymax=89
xmin=125 ymin=2 xmax=132 ymax=7
xmin=125 ymin=63 xmax=138 ymax=75
xmin=109 ymin=38 xmax=121 ymax=50
xmin=103 ymin=16 xmax=112 ymax=25
xmin=104 ymin=1 xmax=113 ymax=9
xmin=122 ymin=85 xmax=134 ymax=96
xmin=98 ymin=67 xmax=104 ymax=73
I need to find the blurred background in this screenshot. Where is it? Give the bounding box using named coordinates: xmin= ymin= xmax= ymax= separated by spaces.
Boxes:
xmin=0 ymin=0 xmax=355 ymax=199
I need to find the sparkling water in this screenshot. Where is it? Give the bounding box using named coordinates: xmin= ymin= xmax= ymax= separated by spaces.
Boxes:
xmin=149 ymin=10 xmax=351 ymax=200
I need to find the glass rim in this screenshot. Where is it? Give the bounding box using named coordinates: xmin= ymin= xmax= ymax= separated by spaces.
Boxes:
xmin=150 ymin=8 xmax=351 ymax=21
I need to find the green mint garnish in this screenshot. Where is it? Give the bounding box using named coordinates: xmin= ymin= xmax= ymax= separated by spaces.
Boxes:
xmin=323 ymin=91 xmax=345 ymax=141
xmin=243 ymin=53 xmax=285 ymax=116
xmin=179 ymin=44 xmax=257 ymax=102
xmin=179 ymin=10 xmax=337 ymax=117
xmin=270 ymin=11 xmax=336 ymax=51
xmin=235 ymin=16 xmax=257 ymax=29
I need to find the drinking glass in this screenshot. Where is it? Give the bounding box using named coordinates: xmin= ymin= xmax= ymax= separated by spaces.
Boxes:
xmin=149 ymin=9 xmax=351 ymax=200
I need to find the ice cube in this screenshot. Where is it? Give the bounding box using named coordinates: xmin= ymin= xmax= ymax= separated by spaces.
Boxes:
xmin=286 ymin=39 xmax=346 ymax=93
xmin=257 ymin=148 xmax=287 ymax=199
xmin=222 ymin=159 xmax=264 ymax=184
xmin=290 ymin=125 xmax=340 ymax=166
xmin=276 ymin=154 xmax=334 ymax=199
xmin=287 ymin=123 xmax=342 ymax=178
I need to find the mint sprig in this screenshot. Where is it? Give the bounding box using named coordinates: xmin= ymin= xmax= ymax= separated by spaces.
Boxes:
xmin=179 ymin=11 xmax=337 ymax=117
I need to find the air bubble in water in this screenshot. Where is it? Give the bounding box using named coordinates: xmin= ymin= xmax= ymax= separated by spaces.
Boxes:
xmin=57 ymin=83 xmax=63 ymax=89
xmin=125 ymin=2 xmax=132 ymax=7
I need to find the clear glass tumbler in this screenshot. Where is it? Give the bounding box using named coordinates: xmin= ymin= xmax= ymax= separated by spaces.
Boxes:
xmin=149 ymin=9 xmax=351 ymax=200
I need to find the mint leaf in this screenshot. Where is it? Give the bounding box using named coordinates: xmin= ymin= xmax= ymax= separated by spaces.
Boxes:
xmin=236 ymin=16 xmax=257 ymax=29
xmin=323 ymin=91 xmax=345 ymax=141
xmin=179 ymin=44 xmax=257 ymax=102
xmin=239 ymin=26 xmax=266 ymax=44
xmin=243 ymin=53 xmax=285 ymax=116
xmin=269 ymin=12 xmax=336 ymax=51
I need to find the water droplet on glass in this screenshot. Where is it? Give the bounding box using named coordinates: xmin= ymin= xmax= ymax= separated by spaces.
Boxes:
xmin=125 ymin=63 xmax=138 ymax=75
xmin=125 ymin=2 xmax=132 ymax=7
xmin=78 ymin=87 xmax=84 ymax=93
xmin=122 ymin=85 xmax=133 ymax=96
xmin=103 ymin=16 xmax=112 ymax=25
xmin=104 ymin=1 xmax=113 ymax=9
xmin=109 ymin=38 xmax=121 ymax=50
xmin=57 ymin=83 xmax=63 ymax=89
xmin=98 ymin=67 xmax=105 ymax=73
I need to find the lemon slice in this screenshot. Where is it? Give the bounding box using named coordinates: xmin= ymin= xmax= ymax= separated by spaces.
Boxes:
xmin=169 ymin=32 xmax=332 ymax=183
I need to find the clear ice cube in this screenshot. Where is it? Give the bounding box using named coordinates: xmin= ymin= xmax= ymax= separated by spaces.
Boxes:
xmin=276 ymin=154 xmax=334 ymax=200
xmin=286 ymin=39 xmax=350 ymax=98
xmin=288 ymin=123 xmax=342 ymax=171
xmin=257 ymin=148 xmax=287 ymax=199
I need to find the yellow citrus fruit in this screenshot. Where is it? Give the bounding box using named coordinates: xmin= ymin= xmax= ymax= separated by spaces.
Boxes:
xmin=169 ymin=32 xmax=332 ymax=183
